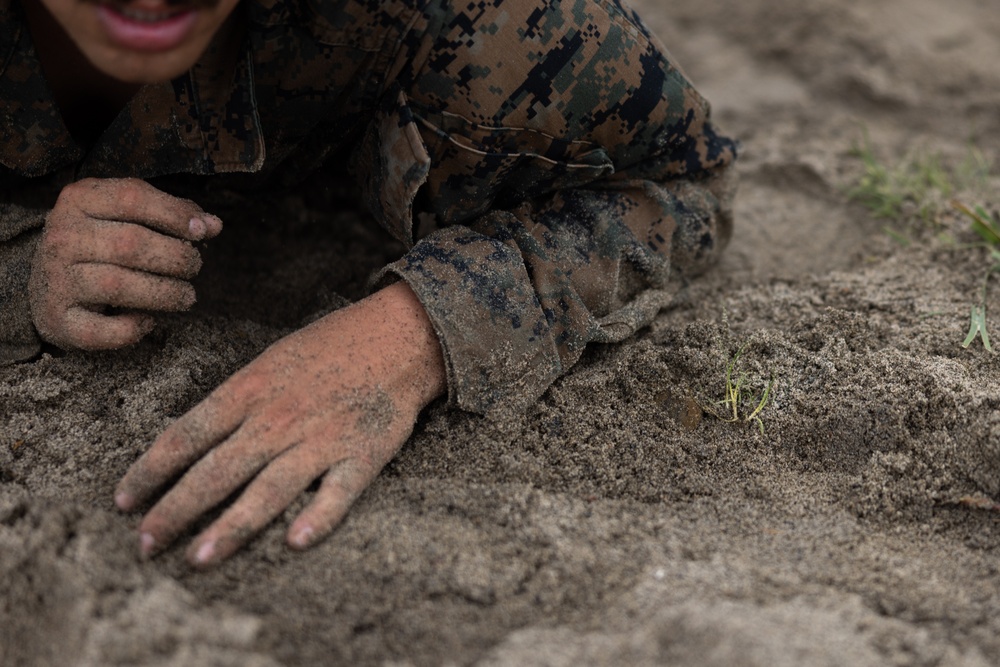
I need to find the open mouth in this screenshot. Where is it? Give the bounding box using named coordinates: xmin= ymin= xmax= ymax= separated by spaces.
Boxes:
xmin=95 ymin=2 xmax=202 ymax=52
xmin=112 ymin=4 xmax=189 ymax=21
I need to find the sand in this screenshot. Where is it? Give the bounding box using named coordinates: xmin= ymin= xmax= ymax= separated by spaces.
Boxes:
xmin=4 ymin=0 xmax=1000 ymax=664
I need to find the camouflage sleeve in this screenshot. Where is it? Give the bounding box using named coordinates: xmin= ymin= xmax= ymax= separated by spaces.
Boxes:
xmin=0 ymin=204 xmax=44 ymax=363
xmin=362 ymin=0 xmax=737 ymax=415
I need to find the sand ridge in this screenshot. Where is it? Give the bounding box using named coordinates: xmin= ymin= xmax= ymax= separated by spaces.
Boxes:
xmin=3 ymin=0 xmax=1000 ymax=664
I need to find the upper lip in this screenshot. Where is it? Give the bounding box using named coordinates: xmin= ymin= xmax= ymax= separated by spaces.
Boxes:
xmin=101 ymin=2 xmax=194 ymax=19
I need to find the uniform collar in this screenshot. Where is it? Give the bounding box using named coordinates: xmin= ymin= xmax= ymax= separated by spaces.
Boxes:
xmin=0 ymin=0 xmax=264 ymax=179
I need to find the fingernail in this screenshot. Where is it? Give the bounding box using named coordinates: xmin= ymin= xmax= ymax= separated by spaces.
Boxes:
xmin=139 ymin=532 xmax=156 ymax=559
xmin=290 ymin=525 xmax=314 ymax=549
xmin=193 ymin=540 xmax=216 ymax=565
xmin=188 ymin=217 xmax=207 ymax=239
xmin=204 ymin=214 xmax=223 ymax=236
xmin=114 ymin=491 xmax=133 ymax=511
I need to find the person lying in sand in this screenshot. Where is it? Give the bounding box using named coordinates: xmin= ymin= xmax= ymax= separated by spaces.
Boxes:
xmin=1 ymin=0 xmax=736 ymax=565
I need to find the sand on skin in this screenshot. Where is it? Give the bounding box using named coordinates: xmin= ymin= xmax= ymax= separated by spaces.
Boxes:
xmin=3 ymin=0 xmax=1000 ymax=664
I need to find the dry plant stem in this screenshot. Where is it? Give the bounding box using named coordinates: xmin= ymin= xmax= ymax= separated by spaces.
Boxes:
xmin=956 ymin=495 xmax=1000 ymax=512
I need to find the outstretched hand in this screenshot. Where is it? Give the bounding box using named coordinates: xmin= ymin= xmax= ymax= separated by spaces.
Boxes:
xmin=29 ymin=177 xmax=222 ymax=350
xmin=114 ymin=281 xmax=447 ymax=567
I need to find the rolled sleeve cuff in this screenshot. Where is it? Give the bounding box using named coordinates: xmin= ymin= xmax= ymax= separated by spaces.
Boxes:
xmin=375 ymin=223 xmax=562 ymax=416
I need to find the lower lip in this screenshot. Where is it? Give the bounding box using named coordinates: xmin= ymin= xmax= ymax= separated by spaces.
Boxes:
xmin=96 ymin=4 xmax=199 ymax=52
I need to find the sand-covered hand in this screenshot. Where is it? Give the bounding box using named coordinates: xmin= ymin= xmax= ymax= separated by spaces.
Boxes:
xmin=28 ymin=177 xmax=222 ymax=350
xmin=114 ymin=281 xmax=446 ymax=566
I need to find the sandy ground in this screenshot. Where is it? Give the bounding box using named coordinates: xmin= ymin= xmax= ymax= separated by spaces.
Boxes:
xmin=4 ymin=0 xmax=1000 ymax=665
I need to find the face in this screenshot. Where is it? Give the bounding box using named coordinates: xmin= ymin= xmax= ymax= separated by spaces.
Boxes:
xmin=35 ymin=0 xmax=242 ymax=84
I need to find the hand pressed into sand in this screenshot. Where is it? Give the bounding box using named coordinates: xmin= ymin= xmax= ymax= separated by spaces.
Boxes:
xmin=29 ymin=178 xmax=222 ymax=349
xmin=114 ymin=281 xmax=447 ymax=566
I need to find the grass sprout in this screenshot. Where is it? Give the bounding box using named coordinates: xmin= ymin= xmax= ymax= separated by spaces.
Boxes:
xmin=849 ymin=130 xmax=992 ymax=231
xmin=849 ymin=131 xmax=956 ymax=223
xmin=702 ymin=343 xmax=776 ymax=435
xmin=953 ymin=200 xmax=1000 ymax=351
xmin=850 ymin=129 xmax=999 ymax=351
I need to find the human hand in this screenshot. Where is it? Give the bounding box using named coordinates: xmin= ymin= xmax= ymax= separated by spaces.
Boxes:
xmin=114 ymin=281 xmax=447 ymax=566
xmin=29 ymin=177 xmax=222 ymax=350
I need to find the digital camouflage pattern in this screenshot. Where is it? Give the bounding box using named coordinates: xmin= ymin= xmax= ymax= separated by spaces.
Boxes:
xmin=0 ymin=0 xmax=736 ymax=413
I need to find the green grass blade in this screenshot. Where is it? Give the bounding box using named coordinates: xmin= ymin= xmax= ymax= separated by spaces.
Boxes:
xmin=963 ymin=305 xmax=992 ymax=351
xmin=954 ymin=200 xmax=1000 ymax=245
xmin=747 ymin=376 xmax=776 ymax=423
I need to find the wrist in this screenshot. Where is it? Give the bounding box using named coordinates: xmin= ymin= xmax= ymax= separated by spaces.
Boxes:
xmin=372 ymin=281 xmax=447 ymax=406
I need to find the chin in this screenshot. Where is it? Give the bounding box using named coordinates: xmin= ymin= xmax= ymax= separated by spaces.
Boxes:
xmin=91 ymin=50 xmax=198 ymax=84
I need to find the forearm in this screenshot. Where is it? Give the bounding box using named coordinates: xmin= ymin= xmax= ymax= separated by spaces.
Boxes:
xmin=499 ymin=166 xmax=737 ymax=348
xmin=360 ymin=0 xmax=738 ymax=413
xmin=380 ymin=159 xmax=735 ymax=414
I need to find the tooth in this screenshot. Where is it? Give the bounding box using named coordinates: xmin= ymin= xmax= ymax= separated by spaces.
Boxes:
xmin=116 ymin=5 xmax=178 ymax=21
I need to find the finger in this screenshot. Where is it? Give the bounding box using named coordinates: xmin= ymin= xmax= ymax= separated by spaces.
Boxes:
xmin=82 ymin=222 xmax=203 ymax=279
xmin=58 ymin=307 xmax=156 ymax=350
xmin=72 ymin=263 xmax=196 ymax=312
xmin=286 ymin=456 xmax=379 ymax=550
xmin=135 ymin=424 xmax=294 ymax=557
xmin=67 ymin=178 xmax=223 ymax=242
xmin=115 ymin=390 xmax=247 ymax=511
xmin=186 ymin=446 xmax=329 ymax=567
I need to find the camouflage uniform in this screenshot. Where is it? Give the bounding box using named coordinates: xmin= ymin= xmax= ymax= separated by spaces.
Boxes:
xmin=0 ymin=0 xmax=736 ymax=414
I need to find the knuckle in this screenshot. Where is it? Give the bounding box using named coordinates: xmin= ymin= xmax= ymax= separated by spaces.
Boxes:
xmin=116 ymin=180 xmax=142 ymax=210
xmin=256 ymin=475 xmax=287 ymax=508
xmin=231 ymin=369 xmax=270 ymax=401
xmin=112 ymin=229 xmax=142 ymax=263
xmin=55 ymin=178 xmax=104 ymax=212
xmin=329 ymin=474 xmax=361 ymax=504
xmin=354 ymin=461 xmax=381 ymax=488
xmin=177 ymin=194 xmax=200 ymax=213
xmin=39 ymin=225 xmax=71 ymax=255
xmin=57 ymin=179 xmax=88 ymax=203
xmin=329 ymin=457 xmax=374 ymax=497
xmin=157 ymin=429 xmax=193 ymax=463
xmin=112 ymin=178 xmax=153 ymax=213
xmin=33 ymin=314 xmax=66 ymax=346
xmin=36 ymin=301 xmax=63 ymax=328
xmin=95 ymin=271 xmax=124 ymax=298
